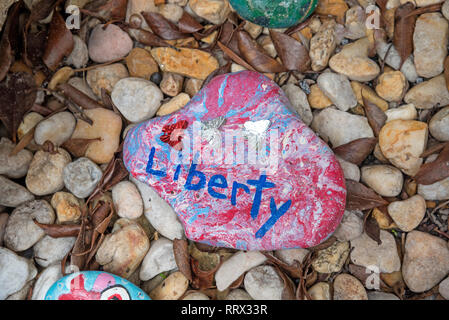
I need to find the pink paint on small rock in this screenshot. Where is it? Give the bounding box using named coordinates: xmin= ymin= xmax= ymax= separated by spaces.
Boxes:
xmin=88 ymin=24 xmax=133 ymax=63
xmin=123 ymin=71 xmax=346 ymax=250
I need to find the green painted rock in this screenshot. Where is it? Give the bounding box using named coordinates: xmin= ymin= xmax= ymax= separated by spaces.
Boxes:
xmin=230 ymin=0 xmax=318 ymax=28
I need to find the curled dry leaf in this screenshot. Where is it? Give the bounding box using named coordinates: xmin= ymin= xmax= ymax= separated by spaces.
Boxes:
xmin=84 ymin=0 xmax=128 ymax=21
xmin=142 ymin=11 xmax=189 ymax=40
xmin=0 ymin=1 xmax=21 ymax=82
xmin=420 ymin=142 xmax=447 ymax=158
xmin=27 ymin=0 xmax=58 ymax=24
xmin=33 ymin=220 xmax=85 ymax=238
xmin=123 ymin=26 xmax=170 ymax=47
xmin=393 ymin=2 xmax=416 ymax=68
xmin=217 ymin=41 xmax=255 ymax=71
xmin=178 ymin=11 xmax=203 ymax=34
xmin=191 ymin=258 xmax=221 ymax=290
xmin=269 ymin=30 xmax=310 ymax=72
xmin=346 ymin=180 xmax=389 ymax=211
xmin=414 ymin=143 xmax=449 ymax=185
xmin=404 ymin=3 xmax=442 ymax=17
xmin=362 ymin=94 xmax=387 ymax=137
xmin=43 ymin=11 xmax=74 ymax=71
xmin=333 ymin=137 xmax=378 ymax=166
xmin=272 ymin=265 xmax=296 ymax=300
xmin=62 ymin=138 xmax=102 ymax=158
xmin=364 ymin=211 xmax=382 ymax=245
xmin=0 ymin=72 xmax=37 ymax=143
xmin=236 ymin=31 xmax=286 ymax=73
xmin=58 ymin=83 xmax=103 ymax=110
xmin=262 ymin=252 xmax=302 ymax=279
xmin=173 ymin=239 xmax=193 ymax=282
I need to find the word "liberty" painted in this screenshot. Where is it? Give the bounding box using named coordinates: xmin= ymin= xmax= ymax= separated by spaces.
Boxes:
xmin=146 ymin=147 xmax=292 ymax=238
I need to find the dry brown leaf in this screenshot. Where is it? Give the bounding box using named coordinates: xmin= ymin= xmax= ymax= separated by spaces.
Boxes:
xmin=58 ymin=83 xmax=103 ymax=110
xmin=364 ymin=211 xmax=382 ymax=245
xmin=43 ymin=11 xmax=74 ymax=71
xmin=362 ymin=94 xmax=387 ymax=137
xmin=0 ymin=72 xmax=37 ymax=143
xmin=273 ymin=265 xmax=296 ymax=300
xmin=178 ymin=11 xmax=203 ymax=34
xmin=173 ymin=239 xmax=193 ymax=282
xmin=346 ymin=180 xmax=389 ymax=211
xmin=123 ymin=26 xmax=171 ymax=47
xmin=236 ymin=31 xmax=286 ymax=73
xmin=414 ymin=143 xmax=449 ymax=185
xmin=393 ymin=2 xmax=416 ymax=68
xmin=191 ymin=258 xmax=220 ymax=290
xmin=84 ymin=0 xmax=128 ymax=21
xmin=0 ymin=1 xmax=21 ymax=82
xmin=333 ymin=137 xmax=378 ymax=166
xmin=269 ymin=30 xmax=310 ymax=72
xmin=262 ymin=252 xmax=302 ymax=279
xmin=217 ymin=41 xmax=256 ymax=72
xmin=32 ymin=220 xmax=85 ymax=238
xmin=142 ymin=11 xmax=189 ymax=40
xmin=62 ymin=138 xmax=101 ymax=158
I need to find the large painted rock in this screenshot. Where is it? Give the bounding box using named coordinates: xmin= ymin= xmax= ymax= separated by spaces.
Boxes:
xmin=45 ymin=271 xmax=150 ymax=300
xmin=230 ymin=0 xmax=318 ymax=28
xmin=124 ymin=71 xmax=346 ymax=251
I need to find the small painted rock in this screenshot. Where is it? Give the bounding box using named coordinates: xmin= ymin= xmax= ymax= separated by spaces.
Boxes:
xmin=45 ymin=271 xmax=150 ymax=300
xmin=229 ymin=0 xmax=318 ymax=28
xmin=123 ymin=71 xmax=346 ymax=251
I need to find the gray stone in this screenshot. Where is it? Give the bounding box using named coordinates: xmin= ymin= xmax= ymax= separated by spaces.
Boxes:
xmin=333 ymin=210 xmax=364 ymax=241
xmin=0 ymin=138 xmax=33 ymax=179
xmin=112 ymin=180 xmax=144 ymax=220
xmin=311 ymin=108 xmax=374 ymax=147
xmin=274 ymin=248 xmax=309 ymax=265
xmin=429 ymin=106 xmax=449 ymax=141
xmin=4 ymin=200 xmax=55 ymax=252
xmin=350 ymin=231 xmax=401 ymax=273
xmin=34 ymin=236 xmax=76 ymax=267
xmin=336 ymin=156 xmax=360 ymax=181
xmin=0 ymin=247 xmax=37 ymax=300
xmin=130 ymin=175 xmax=184 ymax=240
xmin=26 ymin=149 xmax=72 ymax=196
xmin=112 ymin=77 xmax=163 ymax=123
xmin=438 ymin=277 xmax=449 ymax=299
xmin=215 ymin=251 xmax=267 ymax=291
xmin=63 ymin=157 xmax=102 ymax=198
xmin=225 ymin=289 xmax=253 ymax=300
xmin=31 ymin=264 xmax=63 ymax=300
xmin=402 ymin=231 xmax=449 ymax=293
xmin=404 ymin=75 xmax=449 ymax=109
xmin=333 ymin=273 xmax=368 ymax=300
xmin=244 ymin=265 xmax=284 ymax=300
xmin=282 ymin=84 xmax=313 ymax=125
xmin=34 ymin=112 xmax=76 ymax=146
xmin=140 ymin=237 xmax=176 ymax=281
xmin=66 ymin=35 xmax=88 ymax=68
xmin=361 ymin=165 xmax=404 ymax=197
xmin=413 ymin=13 xmax=448 ymax=78
xmin=0 ymin=176 xmax=34 ymax=207
xmin=375 ymin=40 xmax=418 ymax=82
xmin=317 ymin=72 xmax=357 ymax=111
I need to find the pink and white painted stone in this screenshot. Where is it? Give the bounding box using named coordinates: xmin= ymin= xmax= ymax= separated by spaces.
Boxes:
xmin=123 ymin=71 xmax=346 ymax=250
